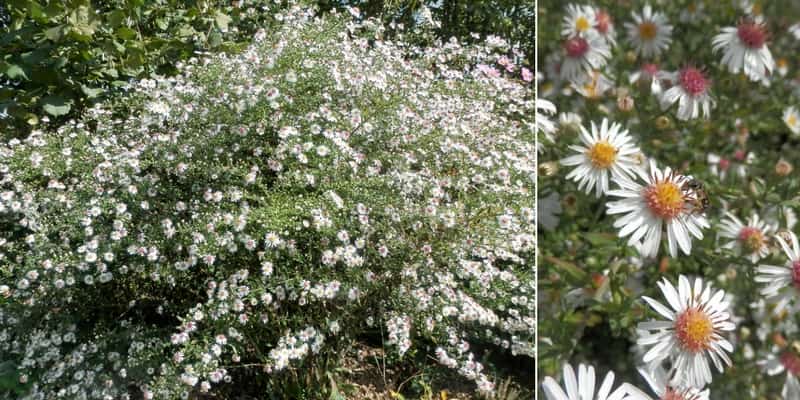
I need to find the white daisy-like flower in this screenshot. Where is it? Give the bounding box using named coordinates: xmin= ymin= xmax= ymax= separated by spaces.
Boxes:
xmin=784 ymin=106 xmax=800 ymax=136
xmin=712 ymin=18 xmax=774 ymax=83
xmin=718 ymin=211 xmax=775 ymax=263
xmin=658 ymin=67 xmax=715 ymax=120
xmin=791 ymin=23 xmax=800 ymax=40
xmin=606 ymin=160 xmax=710 ymax=258
xmin=629 ymin=63 xmax=662 ymax=94
xmin=757 ymin=348 xmax=800 ymax=399
xmin=624 ymin=5 xmax=673 ymax=58
xmin=623 ymin=366 xmax=710 ymax=400
xmin=777 ymin=58 xmax=789 ymax=77
xmin=637 ymin=275 xmax=735 ymax=389
xmin=755 ymin=231 xmax=800 ymax=313
xmin=542 ymin=363 xmax=636 ymax=400
xmin=594 ymin=7 xmax=617 ymax=46
xmin=560 ymin=118 xmax=644 ymax=197
xmin=560 ymin=34 xmax=611 ymax=81
xmin=561 ymin=4 xmax=597 ymax=38
xmin=537 ymin=98 xmax=558 ymax=142
xmin=572 ymin=70 xmax=614 ymax=99
xmin=679 ymin=2 xmax=706 ymax=24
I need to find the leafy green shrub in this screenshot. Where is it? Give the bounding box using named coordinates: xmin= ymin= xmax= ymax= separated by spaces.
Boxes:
xmin=0 ymin=4 xmax=533 ymax=399
xmin=0 ymin=0 xmax=284 ymax=137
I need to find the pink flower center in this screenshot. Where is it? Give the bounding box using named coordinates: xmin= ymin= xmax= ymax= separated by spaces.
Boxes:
xmin=564 ymin=36 xmax=589 ymax=58
xmin=734 ymin=150 xmax=746 ymax=161
xmin=595 ymin=10 xmax=612 ymax=34
xmin=737 ymin=22 xmax=766 ymax=49
xmin=738 ymin=227 xmax=764 ymax=253
xmin=782 ymin=352 xmax=800 ymax=376
xmin=661 ymin=389 xmax=686 ymax=400
xmin=679 ymin=67 xmax=709 ymax=96
xmin=792 ymin=260 xmax=800 ymax=289
xmin=642 ymin=63 xmax=659 ymax=78
xmin=718 ymin=158 xmax=730 ymax=171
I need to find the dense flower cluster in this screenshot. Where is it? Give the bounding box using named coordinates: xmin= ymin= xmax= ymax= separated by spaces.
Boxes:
xmin=0 ymin=4 xmax=533 ymax=398
xmin=539 ymin=0 xmax=800 ymax=398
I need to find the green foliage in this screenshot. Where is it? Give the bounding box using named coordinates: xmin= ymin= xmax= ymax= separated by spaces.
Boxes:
xmin=0 ymin=0 xmax=286 ymax=137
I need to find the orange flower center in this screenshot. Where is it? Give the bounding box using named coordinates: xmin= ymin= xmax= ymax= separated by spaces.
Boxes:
xmin=643 ymin=181 xmax=685 ymax=220
xmin=738 ymin=227 xmax=764 ymax=253
xmin=587 ymin=141 xmax=617 ymax=169
xmin=662 ymin=388 xmax=686 ymax=400
xmin=675 ymin=307 xmax=714 ymax=353
xmin=639 ymin=22 xmax=658 ymax=40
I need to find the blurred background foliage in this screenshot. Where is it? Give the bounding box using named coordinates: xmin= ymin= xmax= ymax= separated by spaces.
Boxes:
xmin=0 ymin=0 xmax=532 ymax=139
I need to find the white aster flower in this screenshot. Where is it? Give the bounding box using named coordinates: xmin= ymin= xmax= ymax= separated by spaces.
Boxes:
xmin=572 ymin=70 xmax=614 ymax=99
xmin=560 ymin=34 xmax=611 ymax=81
xmin=755 ymin=231 xmax=800 ymax=313
xmin=537 ymin=98 xmax=558 ymax=142
xmin=784 ymin=106 xmax=800 ymax=136
xmin=629 ymin=63 xmax=662 ymax=95
xmin=712 ymin=18 xmax=774 ymax=83
xmin=758 ymin=348 xmax=800 ymax=399
xmin=718 ymin=211 xmax=775 ymax=263
xmin=606 ymin=160 xmax=710 ymax=258
xmin=542 ymin=363 xmax=636 ymax=400
xmin=561 ymin=4 xmax=597 ymax=38
xmin=624 ymin=5 xmax=673 ymax=58
xmin=624 ymin=366 xmax=710 ymax=400
xmin=593 ymin=7 xmax=617 ymax=47
xmin=560 ymin=118 xmax=644 ymax=197
xmin=637 ymin=275 xmax=735 ymax=389
xmin=658 ymin=67 xmax=715 ymax=120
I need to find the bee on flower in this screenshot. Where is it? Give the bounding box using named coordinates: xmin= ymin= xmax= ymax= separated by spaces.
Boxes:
xmin=606 ymin=160 xmax=710 ymax=258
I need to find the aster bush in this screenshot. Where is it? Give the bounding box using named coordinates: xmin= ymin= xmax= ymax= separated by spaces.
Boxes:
xmin=0 ymin=4 xmax=534 ymax=399
xmin=538 ymin=0 xmax=800 ymax=399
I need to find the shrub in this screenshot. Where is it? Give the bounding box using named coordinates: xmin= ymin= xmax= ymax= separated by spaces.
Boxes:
xmin=0 ymin=0 xmax=284 ymax=137
xmin=0 ymin=4 xmax=533 ymax=399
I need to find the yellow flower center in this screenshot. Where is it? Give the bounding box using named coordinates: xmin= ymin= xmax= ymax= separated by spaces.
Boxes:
xmin=643 ymin=181 xmax=685 ymax=220
xmin=576 ymin=16 xmax=591 ymax=32
xmin=587 ymin=141 xmax=617 ymax=169
xmin=675 ymin=307 xmax=714 ymax=353
xmin=789 ymin=114 xmax=798 ymax=127
xmin=639 ymin=22 xmax=658 ymax=41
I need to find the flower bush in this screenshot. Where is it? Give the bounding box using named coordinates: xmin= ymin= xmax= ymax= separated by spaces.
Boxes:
xmin=0 ymin=4 xmax=534 ymax=399
xmin=538 ymin=0 xmax=800 ymax=399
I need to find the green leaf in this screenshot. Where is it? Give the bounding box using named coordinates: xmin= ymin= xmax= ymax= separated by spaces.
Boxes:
xmin=44 ymin=25 xmax=63 ymax=42
xmin=116 ymin=27 xmax=137 ymax=40
xmin=80 ymin=85 xmax=104 ymax=98
xmin=1 ymin=63 xmax=28 ymax=80
xmin=214 ymin=11 xmax=231 ymax=32
xmin=41 ymin=95 xmax=72 ymax=116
